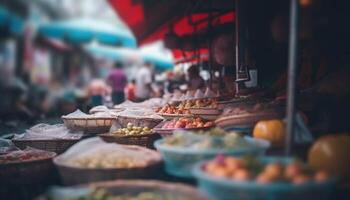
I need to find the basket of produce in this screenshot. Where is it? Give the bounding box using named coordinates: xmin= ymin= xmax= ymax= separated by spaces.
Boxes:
xmin=12 ymin=124 xmax=82 ymax=154
xmin=54 ymin=138 xmax=162 ymax=185
xmin=155 ymin=104 xmax=194 ymax=120
xmin=215 ymin=102 xmax=285 ymax=130
xmin=193 ymin=156 xmax=336 ymax=200
xmin=39 ymin=180 xmax=211 ymax=200
xmin=62 ymin=109 xmax=116 ymax=134
xmin=154 ymin=129 xmax=270 ymax=178
xmin=153 ymin=117 xmax=214 ymax=137
xmin=189 ymin=108 xmax=222 ymax=120
xmin=115 ymin=108 xmax=164 ymax=128
xmin=0 ymin=147 xmax=56 ymax=185
xmin=216 ymin=95 xmax=262 ymax=110
xmin=99 ymin=123 xmax=160 ymax=149
xmin=89 ymin=105 xmax=125 ymax=114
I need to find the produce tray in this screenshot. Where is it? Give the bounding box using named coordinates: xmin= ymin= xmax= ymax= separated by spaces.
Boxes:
xmin=62 ymin=117 xmax=115 ymax=134
xmin=115 ymin=115 xmax=164 ymax=129
xmin=12 ymin=139 xmax=80 ymax=154
xmin=38 ymin=180 xmax=211 ymax=200
xmin=99 ymin=133 xmax=161 ymax=149
xmin=53 ymin=145 xmax=163 ymax=185
xmin=215 ymin=112 xmax=284 ymax=130
xmin=154 ymin=137 xmax=269 ymax=178
xmin=158 ymin=113 xmax=194 ymax=120
xmin=0 ymin=152 xmax=56 ymax=185
xmin=153 ymin=125 xmax=214 ymax=138
xmin=193 ymin=157 xmax=336 ymax=200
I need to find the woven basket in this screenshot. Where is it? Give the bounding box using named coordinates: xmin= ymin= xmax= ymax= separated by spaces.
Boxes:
xmin=99 ymin=133 xmax=161 ymax=149
xmin=189 ymin=107 xmax=222 ymax=121
xmin=62 ymin=117 xmax=114 ymax=134
xmin=154 ymin=121 xmax=215 ymax=137
xmin=116 ymin=115 xmax=163 ymax=129
xmin=215 ymin=112 xmax=284 ymax=130
xmin=38 ymin=180 xmax=211 ymax=200
xmin=158 ymin=113 xmax=193 ymax=120
xmin=0 ymin=152 xmax=56 ymax=185
xmin=54 ymin=161 xmax=162 ymax=186
xmin=12 ymin=139 xmax=80 ymax=154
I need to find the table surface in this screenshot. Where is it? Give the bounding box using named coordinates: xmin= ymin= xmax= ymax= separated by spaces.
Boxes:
xmin=1 ymin=118 xmax=349 ymax=200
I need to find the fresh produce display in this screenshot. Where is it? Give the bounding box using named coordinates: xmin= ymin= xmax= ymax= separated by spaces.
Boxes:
xmin=163 ymin=132 xmax=255 ymax=150
xmin=0 ymin=148 xmax=53 ymax=164
xmin=308 ymin=134 xmax=350 ymax=179
xmin=253 ymin=119 xmax=286 ymax=145
xmin=69 ymin=152 xmax=152 ymax=169
xmin=178 ymin=98 xmax=218 ymax=109
xmin=112 ymin=123 xmax=153 ymax=136
xmin=221 ymin=102 xmax=283 ymax=116
xmin=155 ymin=105 xmax=191 ymax=115
xmin=71 ymin=188 xmax=192 ymax=200
xmin=161 ymin=117 xmax=214 ymax=129
xmin=203 ymin=155 xmax=331 ymax=184
xmin=192 ymin=127 xmax=229 ymax=136
xmin=63 ymin=138 xmax=161 ymax=169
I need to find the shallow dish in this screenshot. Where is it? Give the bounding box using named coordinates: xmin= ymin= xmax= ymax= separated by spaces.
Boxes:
xmin=193 ymin=157 xmax=336 ymax=200
xmin=154 ymin=137 xmax=269 ymax=178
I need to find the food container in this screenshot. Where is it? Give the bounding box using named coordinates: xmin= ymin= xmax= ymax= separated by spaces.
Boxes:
xmin=189 ymin=108 xmax=222 ymax=120
xmin=54 ymin=138 xmax=162 ymax=185
xmin=99 ymin=133 xmax=161 ymax=149
xmin=158 ymin=113 xmax=194 ymax=120
xmin=115 ymin=115 xmax=163 ymax=128
xmin=12 ymin=139 xmax=80 ymax=154
xmin=0 ymin=150 xmax=56 ymax=185
xmin=193 ymin=157 xmax=336 ymax=200
xmin=153 ymin=121 xmax=214 ymax=137
xmin=154 ymin=137 xmax=269 ymax=178
xmin=62 ymin=117 xmax=115 ymax=134
xmin=215 ymin=112 xmax=284 ymax=130
xmin=39 ymin=180 xmax=211 ymax=200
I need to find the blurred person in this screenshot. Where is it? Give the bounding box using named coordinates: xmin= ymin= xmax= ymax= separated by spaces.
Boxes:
xmin=27 ymin=85 xmax=51 ymax=120
xmin=58 ymin=90 xmax=77 ymax=115
xmin=187 ymin=64 xmax=205 ymax=90
xmin=266 ymin=12 xmax=329 ymax=97
xmin=125 ymin=79 xmax=136 ymax=101
xmin=107 ymin=62 xmax=127 ymax=105
xmin=9 ymin=86 xmax=34 ymax=123
xmin=135 ymin=62 xmax=154 ymax=101
xmin=87 ymin=79 xmax=111 ymax=107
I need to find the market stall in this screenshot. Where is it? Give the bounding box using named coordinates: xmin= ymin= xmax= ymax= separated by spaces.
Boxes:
xmin=1 ymin=0 xmax=350 ymax=200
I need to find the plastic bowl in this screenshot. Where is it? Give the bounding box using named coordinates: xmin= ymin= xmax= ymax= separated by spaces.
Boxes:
xmin=192 ymin=157 xmax=336 ymax=200
xmin=154 ymin=137 xmax=270 ymax=178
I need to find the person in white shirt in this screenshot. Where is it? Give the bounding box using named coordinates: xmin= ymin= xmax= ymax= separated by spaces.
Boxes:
xmin=135 ymin=62 xmax=154 ymax=101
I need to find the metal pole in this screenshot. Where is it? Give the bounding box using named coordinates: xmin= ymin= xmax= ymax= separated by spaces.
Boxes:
xmin=235 ymin=0 xmax=240 ymax=94
xmin=285 ymin=0 xmax=299 ymax=156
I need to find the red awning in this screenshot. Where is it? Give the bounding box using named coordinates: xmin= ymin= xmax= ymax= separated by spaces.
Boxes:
xmin=108 ymin=0 xmax=234 ymax=45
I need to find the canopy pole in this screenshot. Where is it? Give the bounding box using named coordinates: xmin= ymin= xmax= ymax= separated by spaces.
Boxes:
xmin=235 ymin=0 xmax=240 ymax=94
xmin=285 ymin=0 xmax=300 ymax=156
xmin=235 ymin=0 xmax=248 ymax=95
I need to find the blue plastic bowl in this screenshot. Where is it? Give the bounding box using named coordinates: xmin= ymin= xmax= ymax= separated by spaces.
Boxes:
xmin=154 ymin=137 xmax=270 ymax=178
xmin=192 ymin=157 xmax=336 ymax=200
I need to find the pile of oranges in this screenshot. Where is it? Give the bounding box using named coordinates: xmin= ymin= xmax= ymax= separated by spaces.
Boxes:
xmin=204 ymin=155 xmax=330 ymax=185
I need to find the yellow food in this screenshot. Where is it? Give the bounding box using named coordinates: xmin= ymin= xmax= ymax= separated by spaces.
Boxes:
xmin=253 ymin=119 xmax=286 ymax=145
xmin=308 ymin=134 xmax=350 ymax=179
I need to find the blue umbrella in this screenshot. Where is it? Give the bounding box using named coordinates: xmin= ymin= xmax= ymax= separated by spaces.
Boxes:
xmin=139 ymin=41 xmax=174 ymax=70
xmin=38 ymin=18 xmax=136 ymax=47
xmin=0 ymin=6 xmax=24 ymax=35
xmin=85 ymin=42 xmax=140 ymax=62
